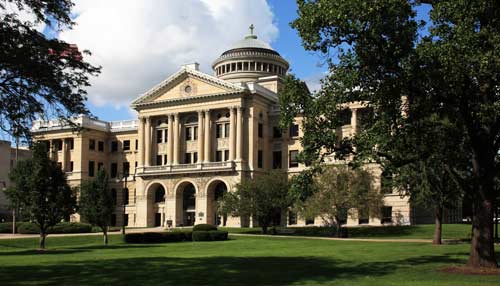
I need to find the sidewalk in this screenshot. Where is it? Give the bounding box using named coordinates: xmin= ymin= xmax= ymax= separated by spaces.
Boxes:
xmin=0 ymin=227 xmax=163 ymax=240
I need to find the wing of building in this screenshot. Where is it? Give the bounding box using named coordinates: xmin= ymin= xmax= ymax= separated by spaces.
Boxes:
xmin=32 ymin=28 xmax=459 ymax=228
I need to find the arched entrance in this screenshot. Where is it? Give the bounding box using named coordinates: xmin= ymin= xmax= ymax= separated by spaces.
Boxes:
xmin=206 ymin=180 xmax=228 ymax=226
xmin=176 ymin=182 xmax=197 ymax=226
xmin=147 ymin=183 xmax=166 ymax=227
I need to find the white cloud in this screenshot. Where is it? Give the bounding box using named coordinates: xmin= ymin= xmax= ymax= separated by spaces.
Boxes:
xmin=304 ymin=71 xmax=328 ymax=93
xmin=59 ymin=0 xmax=278 ymax=108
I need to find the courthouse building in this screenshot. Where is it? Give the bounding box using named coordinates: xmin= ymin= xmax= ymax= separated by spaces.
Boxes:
xmin=31 ymin=28 xmax=415 ymax=228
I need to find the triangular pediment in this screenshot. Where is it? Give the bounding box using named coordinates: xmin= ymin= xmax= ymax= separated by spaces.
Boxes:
xmin=131 ymin=68 xmax=245 ymax=107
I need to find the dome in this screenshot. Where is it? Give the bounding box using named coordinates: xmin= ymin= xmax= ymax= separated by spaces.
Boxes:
xmin=229 ymin=34 xmax=273 ymax=51
xmin=212 ymin=24 xmax=289 ymax=83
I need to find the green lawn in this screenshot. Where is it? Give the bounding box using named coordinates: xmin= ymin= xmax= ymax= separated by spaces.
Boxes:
xmin=0 ymin=234 xmax=498 ymax=285
xmin=220 ymin=224 xmax=473 ymax=240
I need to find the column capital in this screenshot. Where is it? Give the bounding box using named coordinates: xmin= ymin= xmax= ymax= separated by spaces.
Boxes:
xmin=145 ymin=116 xmax=151 ymax=124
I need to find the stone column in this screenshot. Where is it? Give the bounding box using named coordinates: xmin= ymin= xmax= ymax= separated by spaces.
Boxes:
xmin=351 ymin=108 xmax=358 ymax=136
xmin=61 ymin=139 xmax=67 ymax=171
xmin=229 ymin=107 xmax=236 ymax=161
xmin=173 ymin=113 xmax=180 ymax=164
xmin=204 ymin=110 xmax=211 ymax=162
xmin=197 ymin=111 xmax=204 ymax=163
xmin=138 ymin=117 xmax=145 ymax=167
xmin=144 ymin=117 xmax=151 ymax=166
xmin=236 ymin=106 xmax=243 ymax=160
xmin=167 ymin=114 xmax=173 ymax=165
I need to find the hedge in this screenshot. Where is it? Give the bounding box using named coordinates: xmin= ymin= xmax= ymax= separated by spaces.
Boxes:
xmin=16 ymin=222 xmax=93 ymax=234
xmin=0 ymin=222 xmax=16 ymax=233
xmin=124 ymin=231 xmax=191 ymax=244
xmin=192 ymin=223 xmax=217 ymax=232
xmin=192 ymin=230 xmax=228 ymax=241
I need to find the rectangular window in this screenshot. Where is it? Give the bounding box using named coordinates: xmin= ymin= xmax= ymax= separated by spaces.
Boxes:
xmin=258 ymin=123 xmax=263 ymax=138
xmin=184 ymin=153 xmax=191 ymax=164
xmin=135 ymin=139 xmax=139 ymax=150
xmin=258 ymin=150 xmax=263 ymax=168
xmin=272 ymin=151 xmax=282 ymax=169
xmin=69 ymin=161 xmax=74 ymax=172
xmin=289 ymin=150 xmax=299 ymax=168
xmin=185 ymin=127 xmax=192 ymax=141
xmin=123 ymin=188 xmax=129 ymax=206
xmin=224 ymin=123 xmax=230 ymax=138
xmin=123 ymin=140 xmax=130 ymax=151
xmin=111 ymin=141 xmax=118 ymax=152
xmin=193 ymin=152 xmax=198 ymax=163
xmin=157 ymin=129 xmax=163 ymax=143
xmin=305 ymin=218 xmax=315 ymax=225
xmin=56 ymin=140 xmax=63 ymax=151
xmin=381 ymin=206 xmax=393 ymax=224
xmin=273 ymin=127 xmax=282 ymax=138
xmin=163 ymin=155 xmax=167 ymax=165
xmin=123 ymin=162 xmax=130 ymax=176
xmin=98 ymin=141 xmax=104 ymax=152
xmin=68 ymin=138 xmax=74 ymax=150
xmin=216 ymin=124 xmax=223 ymax=138
xmin=289 ymin=124 xmax=299 ymax=138
xmin=88 ymin=161 xmax=95 ymax=177
xmin=97 ymin=162 xmax=104 ymax=171
xmin=224 ymin=150 xmax=229 ymax=162
xmin=89 ymin=139 xmax=95 ymax=150
xmin=164 ymin=129 xmax=168 ymax=142
xmin=216 ymin=150 xmax=223 ymax=162
xmin=124 ymin=214 xmax=129 ymax=226
xmin=57 ymin=162 xmax=62 ymax=169
xmin=288 ymin=212 xmax=297 ymax=225
xmin=156 ymin=155 xmax=162 ymax=166
xmin=193 ymin=126 xmax=198 ymax=140
xmin=110 ymin=163 xmax=117 ymax=178
xmin=340 ymin=109 xmax=352 ymax=125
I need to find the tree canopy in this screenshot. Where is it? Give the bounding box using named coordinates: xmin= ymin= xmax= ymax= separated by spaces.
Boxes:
xmin=6 ymin=142 xmax=77 ymax=248
xmin=0 ymin=0 xmax=100 ymax=140
xmin=282 ymin=0 xmax=500 ymax=268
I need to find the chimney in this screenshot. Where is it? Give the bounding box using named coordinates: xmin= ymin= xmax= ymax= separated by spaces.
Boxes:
xmin=182 ymin=62 xmax=200 ymax=71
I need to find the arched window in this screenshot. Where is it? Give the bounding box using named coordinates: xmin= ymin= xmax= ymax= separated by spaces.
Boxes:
xmin=155 ymin=186 xmax=165 ymax=203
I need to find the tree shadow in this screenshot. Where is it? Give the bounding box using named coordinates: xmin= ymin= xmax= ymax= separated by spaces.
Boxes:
xmin=0 ymin=252 xmax=471 ymax=286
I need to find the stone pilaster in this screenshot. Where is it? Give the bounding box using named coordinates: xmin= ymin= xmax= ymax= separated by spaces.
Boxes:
xmin=204 ymin=109 xmax=211 ymax=162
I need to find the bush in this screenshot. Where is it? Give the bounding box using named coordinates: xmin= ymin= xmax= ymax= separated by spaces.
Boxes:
xmin=0 ymin=222 xmax=15 ymax=233
xmin=193 ymin=224 xmax=217 ymax=231
xmin=50 ymin=222 xmax=92 ymax=234
xmin=17 ymin=222 xmax=93 ymax=234
xmin=124 ymin=231 xmax=193 ymax=244
xmin=17 ymin=222 xmax=39 ymax=234
xmin=193 ymin=230 xmax=228 ymax=241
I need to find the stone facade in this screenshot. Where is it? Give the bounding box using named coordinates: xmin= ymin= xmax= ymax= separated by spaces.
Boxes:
xmin=31 ymin=29 xmax=413 ymax=228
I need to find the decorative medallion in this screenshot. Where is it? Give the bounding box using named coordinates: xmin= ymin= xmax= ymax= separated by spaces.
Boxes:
xmin=180 ymin=80 xmax=197 ymax=97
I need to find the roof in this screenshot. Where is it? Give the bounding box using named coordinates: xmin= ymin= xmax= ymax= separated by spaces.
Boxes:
xmin=229 ymin=34 xmax=273 ymax=50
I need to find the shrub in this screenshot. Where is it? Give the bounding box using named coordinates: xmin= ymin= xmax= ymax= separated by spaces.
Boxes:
xmin=193 ymin=230 xmax=228 ymax=241
xmin=124 ymin=231 xmax=193 ymax=244
xmin=193 ymin=224 xmax=217 ymax=231
xmin=17 ymin=222 xmax=40 ymax=234
xmin=208 ymin=230 xmax=228 ymax=241
xmin=17 ymin=222 xmax=93 ymax=234
xmin=50 ymin=222 xmax=92 ymax=234
xmin=0 ymin=222 xmax=15 ymax=233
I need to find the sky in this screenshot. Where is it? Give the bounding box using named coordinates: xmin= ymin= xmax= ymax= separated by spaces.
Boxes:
xmin=0 ymin=0 xmax=431 ymax=142
xmin=58 ymin=0 xmax=329 ymax=123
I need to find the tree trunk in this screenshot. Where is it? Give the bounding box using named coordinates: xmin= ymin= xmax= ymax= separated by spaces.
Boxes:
xmin=468 ymin=197 xmax=498 ymax=268
xmin=39 ymin=232 xmax=46 ymax=249
xmin=334 ymin=216 xmax=343 ymax=238
xmin=433 ymin=206 xmax=443 ymax=245
xmin=103 ymin=229 xmax=108 ymax=245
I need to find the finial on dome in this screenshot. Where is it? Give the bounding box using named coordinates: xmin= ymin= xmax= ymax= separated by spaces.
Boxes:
xmin=245 ymin=24 xmax=257 ymax=39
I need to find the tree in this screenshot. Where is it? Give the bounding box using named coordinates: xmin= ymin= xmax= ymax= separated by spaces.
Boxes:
xmin=389 ymin=115 xmax=469 ymax=244
xmin=6 ymin=142 xmax=76 ymax=249
xmin=0 ymin=0 xmax=100 ymax=140
xmin=79 ymin=168 xmax=114 ymax=245
xmin=283 ymin=0 xmax=500 ymax=268
xmin=303 ymin=165 xmax=383 ymax=238
xmin=219 ymin=171 xmax=292 ymax=234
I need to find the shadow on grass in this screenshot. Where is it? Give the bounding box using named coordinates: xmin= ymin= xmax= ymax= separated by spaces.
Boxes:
xmin=0 ymin=253 xmax=467 ymax=286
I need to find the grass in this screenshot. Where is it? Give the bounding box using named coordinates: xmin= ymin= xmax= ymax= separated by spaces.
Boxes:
xmin=0 ymin=233 xmax=499 ymax=285
xmin=219 ymin=224 xmax=473 ymax=240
